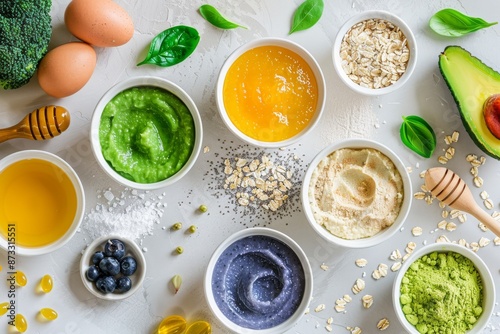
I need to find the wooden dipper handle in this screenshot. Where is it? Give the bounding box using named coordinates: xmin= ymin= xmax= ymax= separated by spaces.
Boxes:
xmin=0 ymin=106 xmax=70 ymax=143
xmin=424 ymin=167 xmax=500 ymax=237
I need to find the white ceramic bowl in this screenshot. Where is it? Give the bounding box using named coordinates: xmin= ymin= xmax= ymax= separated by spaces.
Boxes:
xmin=204 ymin=227 xmax=313 ymax=334
xmin=0 ymin=150 xmax=85 ymax=256
xmin=80 ymin=235 xmax=146 ymax=301
xmin=332 ymin=10 xmax=417 ymax=96
xmin=90 ymin=76 xmax=203 ymax=190
xmin=301 ymin=138 xmax=412 ymax=248
xmin=393 ymin=243 xmax=495 ymax=333
xmin=216 ymin=37 xmax=326 ymax=148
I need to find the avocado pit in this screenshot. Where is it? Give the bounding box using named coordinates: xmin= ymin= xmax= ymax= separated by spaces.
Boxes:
xmin=483 ymin=94 xmax=500 ymax=139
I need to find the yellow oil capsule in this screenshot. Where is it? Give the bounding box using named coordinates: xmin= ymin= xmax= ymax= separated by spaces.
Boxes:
xmin=157 ymin=315 xmax=187 ymax=334
xmin=16 ymin=271 xmax=27 ymax=287
xmin=0 ymin=302 xmax=8 ymax=316
xmin=15 ymin=313 xmax=27 ymax=333
xmin=186 ymin=320 xmax=211 ymax=334
xmin=40 ymin=308 xmax=58 ymax=321
xmin=39 ymin=274 xmax=53 ymax=293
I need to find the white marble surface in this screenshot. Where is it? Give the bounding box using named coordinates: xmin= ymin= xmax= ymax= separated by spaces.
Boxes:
xmin=1 ymin=0 xmax=500 ymax=333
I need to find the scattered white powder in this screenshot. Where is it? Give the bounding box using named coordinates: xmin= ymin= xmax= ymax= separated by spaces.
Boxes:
xmin=319 ymin=96 xmax=376 ymax=143
xmin=81 ymin=188 xmax=166 ymax=241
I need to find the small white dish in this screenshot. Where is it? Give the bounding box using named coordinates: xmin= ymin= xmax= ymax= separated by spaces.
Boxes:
xmin=301 ymin=138 xmax=412 ymax=248
xmin=216 ymin=37 xmax=326 ymax=148
xmin=204 ymin=227 xmax=313 ymax=334
xmin=332 ymin=10 xmax=417 ymax=96
xmin=90 ymin=76 xmax=203 ymax=190
xmin=393 ymin=243 xmax=495 ymax=333
xmin=0 ymin=150 xmax=85 ymax=256
xmin=80 ymin=235 xmax=146 ymax=301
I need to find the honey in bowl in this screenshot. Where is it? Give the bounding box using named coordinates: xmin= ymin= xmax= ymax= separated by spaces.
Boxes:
xmin=0 ymin=159 xmax=77 ymax=248
xmin=223 ymin=45 xmax=318 ymax=142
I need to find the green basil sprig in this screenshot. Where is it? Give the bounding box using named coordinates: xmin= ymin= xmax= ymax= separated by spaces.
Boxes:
xmin=429 ymin=8 xmax=497 ymax=37
xmin=400 ymin=116 xmax=436 ymax=158
xmin=199 ymin=4 xmax=247 ymax=30
xmin=137 ymin=26 xmax=200 ymax=67
xmin=289 ymin=0 xmax=324 ymax=34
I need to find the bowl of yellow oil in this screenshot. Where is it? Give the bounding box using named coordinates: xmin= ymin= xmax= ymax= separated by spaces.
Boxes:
xmin=0 ymin=150 xmax=85 ymax=256
xmin=216 ymin=37 xmax=326 ymax=148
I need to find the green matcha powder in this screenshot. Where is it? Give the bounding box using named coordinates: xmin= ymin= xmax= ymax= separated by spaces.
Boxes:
xmin=400 ymin=251 xmax=483 ymax=334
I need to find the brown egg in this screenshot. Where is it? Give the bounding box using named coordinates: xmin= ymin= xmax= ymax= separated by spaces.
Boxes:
xmin=37 ymin=42 xmax=97 ymax=98
xmin=65 ymin=0 xmax=134 ymax=47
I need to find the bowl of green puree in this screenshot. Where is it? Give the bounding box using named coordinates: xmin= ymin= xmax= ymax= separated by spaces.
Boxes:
xmin=90 ymin=76 xmax=203 ymax=189
xmin=393 ymin=243 xmax=495 ymax=334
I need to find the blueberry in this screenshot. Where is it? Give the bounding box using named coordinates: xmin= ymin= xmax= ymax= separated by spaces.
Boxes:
xmin=95 ymin=276 xmax=116 ymax=294
xmin=99 ymin=257 xmax=120 ymax=276
xmin=120 ymin=256 xmax=137 ymax=276
xmin=104 ymin=239 xmax=126 ymax=259
xmin=116 ymin=276 xmax=132 ymax=293
xmin=86 ymin=265 xmax=101 ymax=282
xmin=91 ymin=251 xmax=105 ymax=265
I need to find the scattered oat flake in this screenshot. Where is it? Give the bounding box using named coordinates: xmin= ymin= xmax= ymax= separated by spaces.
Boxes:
xmin=325 ymin=324 xmax=333 ymax=332
xmin=352 ymin=278 xmax=365 ymax=294
xmin=437 ymin=220 xmax=448 ymax=230
xmin=494 ymin=237 xmax=500 ymax=246
xmin=377 ymin=318 xmax=390 ymax=331
xmin=390 ymin=249 xmax=402 ymax=260
xmin=203 ymin=146 xmax=210 ymax=153
xmin=315 ymin=304 xmax=326 ymax=312
xmin=378 ymin=263 xmax=388 ymax=277
xmin=446 ymin=222 xmax=457 ymax=232
xmin=320 ymin=263 xmax=329 ymax=271
xmin=402 ymin=253 xmax=411 ymax=262
xmin=362 ymin=295 xmax=373 ymax=309
xmin=413 ymin=192 xmax=426 ymax=200
xmin=335 ymin=304 xmax=346 ymax=313
xmin=343 ymin=294 xmax=352 ymax=303
xmin=470 ymin=242 xmax=480 ymax=252
xmin=411 ymin=226 xmax=423 ymax=236
xmin=480 ymin=191 xmax=489 ymax=200
xmin=391 ymin=262 xmax=402 ymax=272
xmin=479 ymin=237 xmax=490 ymax=247
xmin=484 ymin=199 xmax=494 ymax=210
xmin=372 ymin=270 xmax=381 ymax=280
xmin=348 ymin=326 xmax=362 ymax=334
xmin=327 ymin=317 xmax=334 ymax=325
xmin=478 ymin=223 xmax=489 ymax=232
xmin=436 ymin=235 xmax=451 ymax=243
xmin=355 ymin=258 xmax=368 ymax=267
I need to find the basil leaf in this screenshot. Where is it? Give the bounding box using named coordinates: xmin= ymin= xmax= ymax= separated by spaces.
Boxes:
xmin=429 ymin=8 xmax=497 ymax=37
xmin=137 ymin=26 xmax=200 ymax=67
xmin=289 ymin=0 xmax=324 ymax=34
xmin=199 ymin=4 xmax=247 ymax=30
xmin=400 ymin=116 xmax=436 ymax=158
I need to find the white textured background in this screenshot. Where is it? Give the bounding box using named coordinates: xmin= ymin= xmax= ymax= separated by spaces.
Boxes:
xmin=1 ymin=0 xmax=500 ymax=333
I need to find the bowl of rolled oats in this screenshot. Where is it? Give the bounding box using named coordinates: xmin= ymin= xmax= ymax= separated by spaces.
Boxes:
xmin=332 ymin=10 xmax=417 ymax=95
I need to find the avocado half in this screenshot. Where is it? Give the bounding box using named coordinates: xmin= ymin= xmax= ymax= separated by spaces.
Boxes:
xmin=439 ymin=46 xmax=500 ymax=159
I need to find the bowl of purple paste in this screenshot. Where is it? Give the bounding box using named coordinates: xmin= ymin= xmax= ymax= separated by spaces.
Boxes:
xmin=204 ymin=227 xmax=313 ymax=334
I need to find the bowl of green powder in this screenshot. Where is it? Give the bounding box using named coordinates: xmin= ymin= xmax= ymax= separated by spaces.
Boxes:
xmin=393 ymin=243 xmax=495 ymax=334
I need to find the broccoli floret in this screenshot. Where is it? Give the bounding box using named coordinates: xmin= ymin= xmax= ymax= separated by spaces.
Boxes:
xmin=0 ymin=0 xmax=52 ymax=90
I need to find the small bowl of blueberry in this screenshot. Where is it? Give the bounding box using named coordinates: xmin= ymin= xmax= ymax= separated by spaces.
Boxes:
xmin=80 ymin=235 xmax=146 ymax=300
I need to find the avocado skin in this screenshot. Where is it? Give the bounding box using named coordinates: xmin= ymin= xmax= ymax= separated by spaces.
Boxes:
xmin=439 ymin=45 xmax=500 ymax=160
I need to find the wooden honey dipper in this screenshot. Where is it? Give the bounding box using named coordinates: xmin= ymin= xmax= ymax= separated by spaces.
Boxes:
xmin=424 ymin=167 xmax=500 ymax=237
xmin=0 ymin=105 xmax=70 ymax=143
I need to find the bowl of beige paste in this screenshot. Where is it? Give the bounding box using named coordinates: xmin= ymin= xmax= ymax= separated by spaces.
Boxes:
xmin=301 ymin=138 xmax=412 ymax=248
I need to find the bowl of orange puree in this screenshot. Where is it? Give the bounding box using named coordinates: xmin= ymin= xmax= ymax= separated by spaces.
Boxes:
xmin=217 ymin=38 xmax=326 ymax=147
